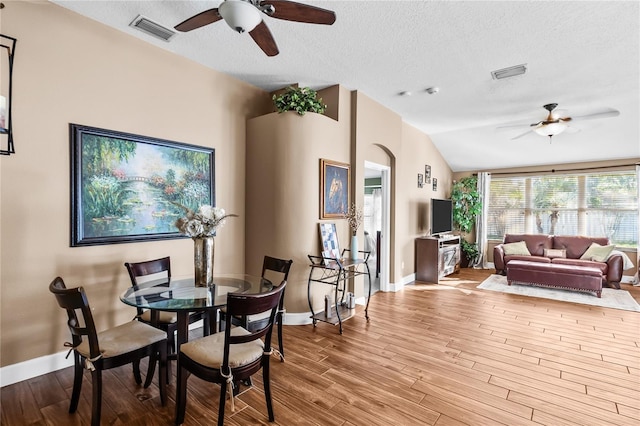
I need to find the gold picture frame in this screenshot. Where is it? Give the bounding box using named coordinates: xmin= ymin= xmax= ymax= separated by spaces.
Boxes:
xmin=320 ymin=158 xmax=350 ymax=219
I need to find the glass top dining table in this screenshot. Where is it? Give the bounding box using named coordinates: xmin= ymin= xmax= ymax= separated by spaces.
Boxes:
xmin=120 ymin=274 xmax=273 ymax=347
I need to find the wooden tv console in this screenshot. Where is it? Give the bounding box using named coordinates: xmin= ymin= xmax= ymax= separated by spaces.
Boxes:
xmin=415 ymin=235 xmax=460 ymax=283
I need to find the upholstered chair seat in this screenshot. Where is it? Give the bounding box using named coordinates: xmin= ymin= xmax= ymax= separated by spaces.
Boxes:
xmin=175 ymin=283 xmax=286 ymax=426
xmin=180 ymin=327 xmax=263 ymax=369
xmin=49 ymin=277 xmax=167 ymax=426
xmin=225 ymin=256 xmax=292 ymax=362
xmin=76 ymin=321 xmax=167 ymax=360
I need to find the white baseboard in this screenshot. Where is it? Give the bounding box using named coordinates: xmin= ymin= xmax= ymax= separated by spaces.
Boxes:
xmin=282 ymin=311 xmax=313 ymax=326
xmin=0 ymin=350 xmax=74 ymax=387
xmin=0 ymin=319 xmax=207 ymax=388
xmin=621 ymin=275 xmax=635 ymax=284
xmin=386 ymin=273 xmax=414 ymax=292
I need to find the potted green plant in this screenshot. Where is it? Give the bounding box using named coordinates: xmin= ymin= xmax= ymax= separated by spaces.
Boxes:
xmin=460 ymin=239 xmax=480 ymax=267
xmin=272 ymin=86 xmax=326 ymax=116
xmin=451 ymin=176 xmax=482 ymax=267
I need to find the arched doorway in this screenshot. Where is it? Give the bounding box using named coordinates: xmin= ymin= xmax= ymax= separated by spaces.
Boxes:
xmin=364 ymin=161 xmax=390 ymax=292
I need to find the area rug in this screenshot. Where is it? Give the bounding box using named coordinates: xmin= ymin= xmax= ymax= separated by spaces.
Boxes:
xmin=477 ymin=274 xmax=640 ymax=312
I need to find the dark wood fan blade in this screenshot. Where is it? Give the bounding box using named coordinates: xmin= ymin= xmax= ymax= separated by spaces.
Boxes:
xmin=250 ymin=21 xmax=279 ymax=56
xmin=262 ymin=0 xmax=336 ymax=24
xmin=175 ymin=8 xmax=222 ymax=32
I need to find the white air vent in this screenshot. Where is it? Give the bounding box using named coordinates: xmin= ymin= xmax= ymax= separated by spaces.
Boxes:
xmin=491 ymin=64 xmax=527 ymax=80
xmin=129 ymin=15 xmax=177 ymax=42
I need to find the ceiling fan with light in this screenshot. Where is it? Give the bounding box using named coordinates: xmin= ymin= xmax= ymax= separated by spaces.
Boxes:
xmin=174 ymin=0 xmax=336 ymax=57
xmin=497 ymin=103 xmax=620 ymax=142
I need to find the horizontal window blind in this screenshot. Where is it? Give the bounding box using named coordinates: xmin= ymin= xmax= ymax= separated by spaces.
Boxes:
xmin=488 ymin=171 xmax=638 ymax=247
xmin=488 ymin=178 xmax=525 ymax=239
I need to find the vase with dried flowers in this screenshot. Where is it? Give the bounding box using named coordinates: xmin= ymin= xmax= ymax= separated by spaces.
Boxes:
xmin=174 ymin=204 xmax=238 ymax=287
xmin=343 ymin=204 xmax=363 ymax=260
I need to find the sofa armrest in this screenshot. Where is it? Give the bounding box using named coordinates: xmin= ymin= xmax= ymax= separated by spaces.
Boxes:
xmin=494 ymin=244 xmax=506 ymax=274
xmin=606 ymin=254 xmax=623 ymax=284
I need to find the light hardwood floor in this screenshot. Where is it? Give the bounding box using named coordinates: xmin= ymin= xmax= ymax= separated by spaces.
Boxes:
xmin=2 ymin=268 xmax=639 ymax=425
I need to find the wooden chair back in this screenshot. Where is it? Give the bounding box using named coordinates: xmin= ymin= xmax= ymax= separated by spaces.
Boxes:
xmin=261 ymin=256 xmax=292 ymax=309
xmin=49 ymin=277 xmax=101 ymax=360
xmin=223 ymin=282 xmax=286 ymax=348
xmin=124 ymin=257 xmax=171 ymax=316
xmin=125 ymin=256 xmax=171 ymax=284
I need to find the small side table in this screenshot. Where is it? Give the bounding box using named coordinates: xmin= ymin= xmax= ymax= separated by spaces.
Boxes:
xmin=307 ymin=249 xmax=371 ymax=334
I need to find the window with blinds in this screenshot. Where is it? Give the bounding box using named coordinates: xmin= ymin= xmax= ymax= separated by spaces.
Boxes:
xmin=488 ymin=171 xmax=638 ymax=247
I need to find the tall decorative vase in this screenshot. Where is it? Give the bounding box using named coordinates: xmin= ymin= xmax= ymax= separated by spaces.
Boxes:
xmin=350 ymin=235 xmax=358 ymax=260
xmin=193 ymin=236 xmax=215 ymax=287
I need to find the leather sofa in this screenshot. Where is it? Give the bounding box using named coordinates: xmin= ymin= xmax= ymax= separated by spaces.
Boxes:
xmin=494 ymin=234 xmax=624 ymax=289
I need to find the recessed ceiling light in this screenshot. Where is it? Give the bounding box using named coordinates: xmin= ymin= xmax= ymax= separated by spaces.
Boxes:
xmin=426 ymin=87 xmax=439 ymax=94
xmin=491 ymin=64 xmax=527 ymax=80
xmin=399 ymin=91 xmax=412 ymax=96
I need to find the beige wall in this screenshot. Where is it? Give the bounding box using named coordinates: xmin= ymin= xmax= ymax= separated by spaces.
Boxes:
xmin=1 ymin=2 xmax=455 ymax=369
xmin=0 ymin=2 xmax=271 ymax=367
xmin=245 ymin=88 xmax=352 ymax=313
xmin=246 ymin=89 xmax=456 ymax=314
xmin=399 ymin=124 xmax=453 ymax=276
xmin=352 ymin=92 xmax=453 ymax=282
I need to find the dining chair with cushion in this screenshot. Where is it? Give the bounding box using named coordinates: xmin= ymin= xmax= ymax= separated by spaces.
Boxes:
xmin=224 ymin=256 xmax=292 ymax=362
xmin=125 ymin=256 xmax=207 ymax=381
xmin=49 ymin=277 xmax=167 ymax=426
xmin=175 ymin=281 xmax=286 ymax=426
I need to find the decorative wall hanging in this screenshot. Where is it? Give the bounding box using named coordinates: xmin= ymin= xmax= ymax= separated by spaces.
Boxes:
xmin=0 ymin=34 xmax=16 ymax=155
xmin=418 ymin=173 xmax=424 ymax=188
xmin=432 ymin=177 xmax=438 ymax=191
xmin=70 ymin=124 xmax=214 ymax=246
xmin=320 ymin=158 xmax=350 ymax=219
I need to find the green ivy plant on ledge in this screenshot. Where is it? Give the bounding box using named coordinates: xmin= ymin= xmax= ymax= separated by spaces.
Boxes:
xmin=273 ymin=86 xmax=326 ymax=116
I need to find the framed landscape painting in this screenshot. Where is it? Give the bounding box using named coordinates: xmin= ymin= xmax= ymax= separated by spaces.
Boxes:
xmin=70 ymin=124 xmax=214 ymax=246
xmin=320 ymin=158 xmax=350 ymax=219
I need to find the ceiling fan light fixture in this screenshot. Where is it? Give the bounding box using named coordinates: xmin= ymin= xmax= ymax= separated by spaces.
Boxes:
xmin=218 ymin=0 xmax=262 ymax=33
xmin=491 ymin=64 xmax=527 ymax=80
xmin=533 ymin=122 xmax=567 ymax=137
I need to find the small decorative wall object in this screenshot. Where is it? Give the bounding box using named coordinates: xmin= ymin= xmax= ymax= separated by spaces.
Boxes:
xmin=319 ymin=222 xmax=341 ymax=263
xmin=425 ymin=165 xmax=431 ymax=179
xmin=70 ymin=124 xmax=214 ymax=246
xmin=432 ymin=178 xmax=438 ymax=191
xmin=0 ymin=33 xmax=16 ymax=155
xmin=418 ymin=173 xmax=424 ymax=188
xmin=320 ymin=158 xmax=350 ymax=219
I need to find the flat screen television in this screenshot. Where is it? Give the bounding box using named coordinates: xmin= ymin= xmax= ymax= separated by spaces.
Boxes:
xmin=431 ymin=198 xmax=453 ymax=236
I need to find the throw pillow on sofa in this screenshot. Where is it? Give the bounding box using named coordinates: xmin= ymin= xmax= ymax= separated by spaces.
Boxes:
xmin=580 ymin=242 xmax=615 ymax=262
xmin=544 ymin=248 xmax=566 ymax=258
xmin=502 ymin=241 xmax=531 ymax=256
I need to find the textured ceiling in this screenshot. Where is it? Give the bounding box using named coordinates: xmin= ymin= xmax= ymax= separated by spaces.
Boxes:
xmin=50 ymin=0 xmax=639 ymax=172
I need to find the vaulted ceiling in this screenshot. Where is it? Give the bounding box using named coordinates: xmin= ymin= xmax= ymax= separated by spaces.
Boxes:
xmin=51 ymin=0 xmax=639 ymax=172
